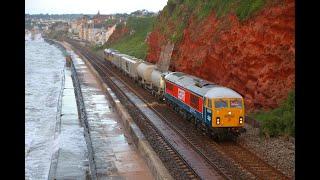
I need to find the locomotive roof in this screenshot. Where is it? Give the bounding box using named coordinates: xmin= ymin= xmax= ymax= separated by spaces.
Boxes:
xmin=205 ymin=87 xmax=242 ymax=99
xmin=165 ymin=72 xmax=242 ymax=99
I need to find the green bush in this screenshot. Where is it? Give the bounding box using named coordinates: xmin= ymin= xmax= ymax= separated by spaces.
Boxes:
xmin=251 ymin=90 xmax=295 ymax=137
xmin=91 ymin=44 xmax=103 ymax=51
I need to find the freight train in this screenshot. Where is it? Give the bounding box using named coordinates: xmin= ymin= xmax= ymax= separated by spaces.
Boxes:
xmin=104 ymin=48 xmax=246 ymax=138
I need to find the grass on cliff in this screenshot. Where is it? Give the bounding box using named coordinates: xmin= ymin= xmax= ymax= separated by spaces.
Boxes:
xmin=250 ymin=90 xmax=295 ymax=138
xmin=198 ymin=0 xmax=265 ymax=21
xmin=106 ymin=16 xmax=156 ymax=59
xmin=236 ymin=0 xmax=266 ymax=20
xmin=159 ymin=0 xmax=266 ymax=43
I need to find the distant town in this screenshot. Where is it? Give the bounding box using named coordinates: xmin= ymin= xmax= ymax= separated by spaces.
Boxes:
xmin=25 ymin=9 xmax=157 ymax=46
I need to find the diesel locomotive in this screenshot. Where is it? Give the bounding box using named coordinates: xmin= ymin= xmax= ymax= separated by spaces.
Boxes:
xmin=104 ymin=49 xmax=245 ymax=138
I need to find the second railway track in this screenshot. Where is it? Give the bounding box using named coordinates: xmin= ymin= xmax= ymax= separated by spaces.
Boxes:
xmin=67 ymin=39 xmax=291 ymax=180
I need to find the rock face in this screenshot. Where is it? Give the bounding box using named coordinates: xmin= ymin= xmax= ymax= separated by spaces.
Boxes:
xmin=146 ymin=0 xmax=295 ymax=111
xmin=107 ymin=25 xmax=129 ymax=45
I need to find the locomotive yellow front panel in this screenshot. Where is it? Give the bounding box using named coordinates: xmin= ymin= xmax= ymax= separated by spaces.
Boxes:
xmin=212 ymin=98 xmax=245 ymax=128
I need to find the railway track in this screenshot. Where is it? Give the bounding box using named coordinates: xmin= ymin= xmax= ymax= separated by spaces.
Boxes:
xmin=67 ymin=40 xmax=219 ymax=179
xmin=66 ymin=39 xmax=291 ymax=180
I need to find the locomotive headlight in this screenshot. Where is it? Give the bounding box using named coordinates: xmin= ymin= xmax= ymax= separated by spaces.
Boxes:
xmin=216 ymin=117 xmax=220 ymax=125
xmin=239 ymin=117 xmax=243 ymax=124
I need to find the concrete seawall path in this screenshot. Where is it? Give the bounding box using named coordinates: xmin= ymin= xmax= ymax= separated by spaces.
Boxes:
xmin=64 ymin=43 xmax=154 ymax=179
xmin=48 ymin=66 xmax=90 ymax=180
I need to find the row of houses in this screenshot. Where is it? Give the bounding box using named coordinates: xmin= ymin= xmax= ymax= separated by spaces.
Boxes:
xmin=69 ymin=11 xmax=121 ymax=45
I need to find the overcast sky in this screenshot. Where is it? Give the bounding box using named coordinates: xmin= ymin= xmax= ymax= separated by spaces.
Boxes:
xmin=26 ymin=0 xmax=168 ymax=14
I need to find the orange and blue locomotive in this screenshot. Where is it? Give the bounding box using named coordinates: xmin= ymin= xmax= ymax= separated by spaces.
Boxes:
xmin=104 ymin=48 xmax=246 ymax=138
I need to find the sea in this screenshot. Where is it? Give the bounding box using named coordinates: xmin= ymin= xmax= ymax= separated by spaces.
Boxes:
xmin=25 ymin=34 xmax=88 ymax=180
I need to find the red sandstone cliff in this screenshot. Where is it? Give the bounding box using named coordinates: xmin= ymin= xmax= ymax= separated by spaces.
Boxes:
xmin=147 ymin=0 xmax=295 ymax=111
xmin=107 ymin=24 xmax=129 ymax=45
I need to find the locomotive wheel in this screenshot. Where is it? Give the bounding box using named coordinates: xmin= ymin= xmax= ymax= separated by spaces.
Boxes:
xmin=175 ymin=107 xmax=180 ymax=113
xmin=194 ymin=118 xmax=199 ymax=129
xmin=182 ymin=111 xmax=186 ymax=119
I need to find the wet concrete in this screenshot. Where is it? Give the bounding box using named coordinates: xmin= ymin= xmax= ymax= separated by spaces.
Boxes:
xmin=67 ymin=42 xmax=173 ymax=180
xmin=54 ymin=68 xmax=89 ymax=179
xmin=69 ymin=50 xmax=154 ymax=180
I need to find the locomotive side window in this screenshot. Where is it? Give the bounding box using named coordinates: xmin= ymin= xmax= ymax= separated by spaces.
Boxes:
xmin=208 ymin=99 xmax=212 ymax=108
xmin=215 ymin=99 xmax=228 ymax=108
xmin=230 ymin=99 xmax=242 ymax=108
xmin=190 ymin=93 xmax=199 ymax=109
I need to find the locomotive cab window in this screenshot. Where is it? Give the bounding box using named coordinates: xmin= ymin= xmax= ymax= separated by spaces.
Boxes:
xmin=215 ymin=99 xmax=228 ymax=108
xmin=205 ymin=98 xmax=212 ymax=108
xmin=230 ymin=99 xmax=243 ymax=108
xmin=208 ymin=98 xmax=212 ymax=108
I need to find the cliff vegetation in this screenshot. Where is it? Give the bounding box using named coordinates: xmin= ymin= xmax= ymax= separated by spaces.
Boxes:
xmin=106 ymin=16 xmax=156 ymax=59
